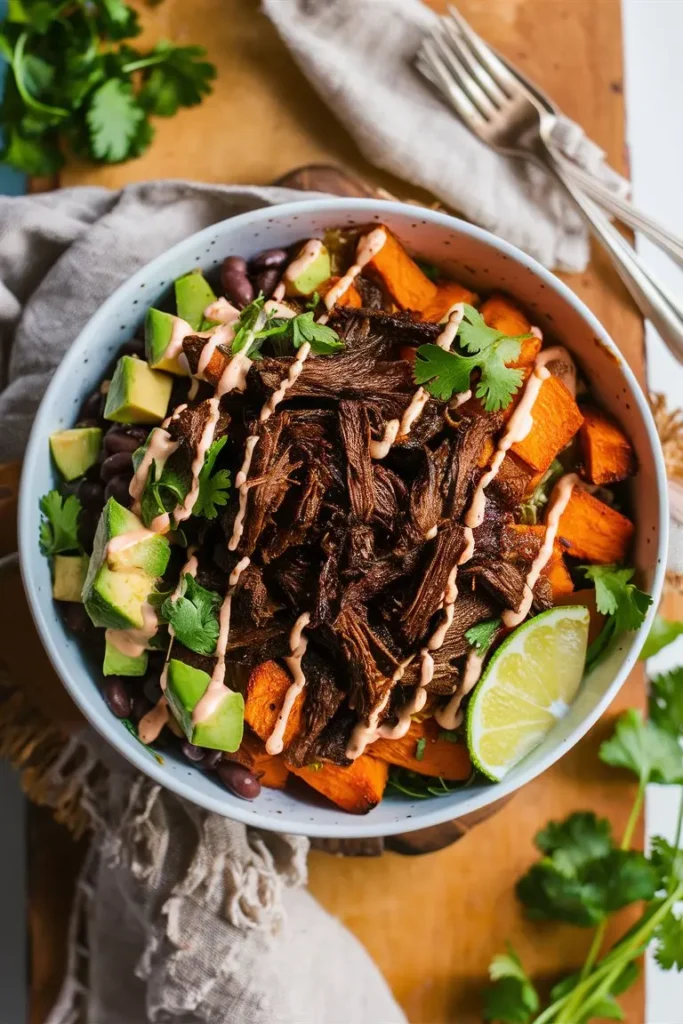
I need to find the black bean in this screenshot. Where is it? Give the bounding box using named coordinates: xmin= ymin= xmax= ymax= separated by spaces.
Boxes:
xmin=182 ymin=741 xmax=206 ymax=763
xmin=143 ymin=674 xmax=163 ymax=706
xmin=75 ymin=418 xmax=99 ymax=429
xmin=222 ymin=270 xmax=254 ymax=310
xmin=104 ymin=476 xmax=133 ymax=507
xmin=222 ymin=255 xmax=248 ymax=278
xmin=79 ymin=391 xmax=104 ymax=422
xmin=78 ymin=507 xmax=99 ymax=552
xmin=61 ymin=602 xmax=90 ymax=633
xmin=256 ymin=268 xmax=280 ymax=299
xmin=103 ymin=432 xmax=141 ymax=456
xmin=216 ymin=761 xmax=261 ymax=800
xmin=103 ymin=678 xmax=131 ymax=719
xmin=101 ymin=451 xmax=133 ymax=482
xmin=199 ymin=749 xmax=223 ymax=772
xmin=249 ymin=247 xmax=288 ymax=272
xmin=119 ymin=337 xmax=146 ymax=358
xmin=130 ymin=694 xmax=152 ymax=724
xmin=77 ymin=479 xmax=105 ymax=509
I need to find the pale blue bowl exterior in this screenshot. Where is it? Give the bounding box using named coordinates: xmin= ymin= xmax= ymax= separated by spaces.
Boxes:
xmin=19 ymin=198 xmax=668 ymax=838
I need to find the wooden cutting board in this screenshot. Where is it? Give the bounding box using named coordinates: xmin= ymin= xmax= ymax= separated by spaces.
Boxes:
xmin=21 ymin=1 xmax=647 ymax=1022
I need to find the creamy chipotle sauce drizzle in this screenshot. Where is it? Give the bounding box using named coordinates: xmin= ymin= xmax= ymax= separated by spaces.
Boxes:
xmin=324 ymin=228 xmax=387 ymax=310
xmin=266 ymin=612 xmax=311 ymax=755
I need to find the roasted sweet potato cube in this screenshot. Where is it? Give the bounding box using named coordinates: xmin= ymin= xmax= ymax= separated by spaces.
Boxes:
xmin=512 ymin=375 xmax=584 ymax=473
xmin=368 ymin=227 xmax=437 ymax=311
xmin=290 ymin=756 xmax=389 ymax=814
xmin=321 ymin=276 xmax=362 ymax=308
xmin=370 ymin=718 xmax=471 ymax=780
xmin=557 ymin=488 xmax=635 ymax=564
xmin=421 ymin=280 xmax=479 ymax=322
xmin=579 ymin=407 xmax=636 ymax=485
xmin=231 ymin=731 xmax=289 ymax=790
xmin=244 ymin=660 xmax=303 ymax=750
xmin=545 ymin=546 xmax=574 ymax=599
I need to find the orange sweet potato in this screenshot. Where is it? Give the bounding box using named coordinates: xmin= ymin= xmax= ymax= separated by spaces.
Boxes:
xmin=231 ymin=732 xmax=289 ymax=789
xmin=512 ymin=375 xmax=584 ymax=474
xmin=545 ymin=547 xmax=575 ymax=598
xmin=321 ymin=276 xmax=362 ymax=308
xmin=480 ymin=294 xmax=541 ymax=368
xmin=557 ymin=487 xmax=635 ymax=564
xmin=368 ymin=227 xmax=437 ymax=311
xmin=290 ymin=756 xmax=389 ymax=815
xmin=421 ymin=280 xmax=479 ymax=321
xmin=244 ymin=660 xmax=304 ymax=751
xmin=579 ymin=407 xmax=636 ymax=485
xmin=370 ymin=717 xmax=471 ymax=780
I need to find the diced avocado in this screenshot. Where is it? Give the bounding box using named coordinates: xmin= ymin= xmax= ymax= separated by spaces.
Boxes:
xmin=103 ymin=636 xmax=148 ymax=677
xmin=52 ymin=554 xmax=89 ymax=602
xmin=145 ymin=309 xmax=191 ymax=375
xmin=174 ymin=270 xmax=217 ymax=331
xmin=284 ymin=242 xmax=331 ymax=298
xmin=50 ymin=427 xmax=102 ymax=481
xmin=104 ymin=355 xmax=173 ymax=424
xmin=82 ymin=499 xmax=170 ymax=629
xmin=165 ymin=659 xmax=244 ymax=752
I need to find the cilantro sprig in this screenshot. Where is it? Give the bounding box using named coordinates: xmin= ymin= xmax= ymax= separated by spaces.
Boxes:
xmin=194 ymin=436 xmax=231 ymax=520
xmin=160 ymin=573 xmax=220 ymax=656
xmin=582 ymin=564 xmax=652 ymax=671
xmin=465 ymin=618 xmax=501 ymax=655
xmin=483 ymin=655 xmax=683 ymax=1024
xmin=413 ymin=304 xmax=530 ymax=412
xmin=39 ymin=490 xmax=83 ymax=556
xmin=0 ymin=1 xmax=216 ymax=173
xmin=233 ymin=295 xmax=344 ymax=358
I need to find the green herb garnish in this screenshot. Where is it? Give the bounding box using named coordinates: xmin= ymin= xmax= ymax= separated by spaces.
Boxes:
xmin=39 ymin=490 xmax=82 ymax=555
xmin=582 ymin=564 xmax=652 ymax=671
xmin=465 ymin=618 xmax=501 ymax=655
xmin=121 ymin=717 xmax=164 ymax=764
xmin=641 ymin=615 xmax=683 ymax=660
xmin=0 ymin=1 xmax=216 ymax=173
xmin=387 ymin=766 xmax=474 ymax=799
xmin=414 ymin=304 xmax=530 ymax=412
xmin=519 ymin=459 xmax=564 ymax=525
xmin=160 ymin=573 xmax=221 ymax=656
xmin=415 ymin=737 xmax=426 ymax=761
xmin=193 ymin=436 xmax=231 ymax=520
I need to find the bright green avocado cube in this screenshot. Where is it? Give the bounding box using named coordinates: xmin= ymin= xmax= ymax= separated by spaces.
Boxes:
xmin=145 ymin=309 xmax=190 ymax=375
xmin=50 ymin=427 xmax=102 ymax=481
xmin=165 ymin=659 xmax=244 ymax=752
xmin=82 ymin=499 xmax=170 ymax=629
xmin=52 ymin=554 xmax=89 ymax=602
xmin=284 ymin=242 xmax=331 ymax=298
xmin=174 ymin=270 xmax=217 ymax=330
xmin=103 ymin=637 xmax=148 ymax=677
xmin=104 ymin=355 xmax=173 ymax=424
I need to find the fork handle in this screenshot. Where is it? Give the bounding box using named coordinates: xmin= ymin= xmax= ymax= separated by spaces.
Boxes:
xmin=555 ymin=157 xmax=683 ymax=269
xmin=544 ymin=158 xmax=683 ymax=365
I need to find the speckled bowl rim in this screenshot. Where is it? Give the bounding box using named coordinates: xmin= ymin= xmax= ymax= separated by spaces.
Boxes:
xmin=19 ymin=198 xmax=668 ymax=838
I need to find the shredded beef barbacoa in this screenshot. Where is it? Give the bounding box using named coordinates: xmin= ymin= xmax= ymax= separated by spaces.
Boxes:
xmin=173 ymin=307 xmax=546 ymax=766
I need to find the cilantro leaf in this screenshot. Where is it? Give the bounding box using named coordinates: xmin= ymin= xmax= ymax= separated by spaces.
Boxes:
xmin=194 ymin=436 xmax=231 ymax=520
xmin=641 ymin=616 xmax=683 ymax=660
xmin=483 ymin=945 xmax=539 ymax=1023
xmin=519 ymin=459 xmax=564 ymax=525
xmin=138 ymin=42 xmax=216 ymax=117
xmin=415 ymin=737 xmax=426 ymax=761
xmin=654 ymin=910 xmax=683 ymax=971
xmin=231 ymin=294 xmax=267 ymax=354
xmin=160 ymin=574 xmax=220 ymax=656
xmin=465 ymin=618 xmax=501 ymax=655
xmin=135 ymin=446 xmax=190 ymax=530
xmin=599 ymin=708 xmax=683 ymax=785
xmin=535 ymin=812 xmax=613 ymax=873
xmin=93 ymin=0 xmax=141 ymax=41
xmin=650 ymin=836 xmax=683 ymax=891
xmin=414 ymin=304 xmax=528 ymax=412
xmin=39 ymin=490 xmax=83 ymax=556
xmin=290 ymin=311 xmax=344 ymax=355
xmin=583 ymin=564 xmax=652 ymax=671
xmin=649 ymin=668 xmax=683 ymax=738
xmin=86 ymin=78 xmax=145 ymax=162
xmin=387 ymin=767 xmax=468 ymax=799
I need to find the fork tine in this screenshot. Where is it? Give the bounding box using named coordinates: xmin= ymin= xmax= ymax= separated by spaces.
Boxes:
xmin=441 ymin=18 xmax=507 ymax=107
xmin=446 ymin=5 xmax=520 ymax=95
xmin=418 ymin=40 xmax=487 ymax=130
xmin=430 ymin=28 xmax=498 ymax=120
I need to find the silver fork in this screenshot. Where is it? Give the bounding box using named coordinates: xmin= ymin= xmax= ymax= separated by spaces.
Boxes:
xmin=416 ymin=8 xmax=683 ymax=364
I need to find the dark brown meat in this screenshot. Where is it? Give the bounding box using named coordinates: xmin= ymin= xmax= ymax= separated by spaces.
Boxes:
xmin=400 ymin=523 xmax=468 ymax=645
xmin=488 ymin=453 xmax=534 ymax=512
xmin=338 ymin=400 xmax=375 ymax=523
xmin=332 ymin=605 xmax=400 ymax=716
xmin=441 ymin=412 xmax=503 ymax=521
xmin=168 ymin=399 xmax=230 ymax=452
xmin=238 ymin=413 xmax=302 ymax=557
xmin=463 ymin=557 xmax=529 ymax=614
xmin=285 ymin=653 xmax=345 ymax=767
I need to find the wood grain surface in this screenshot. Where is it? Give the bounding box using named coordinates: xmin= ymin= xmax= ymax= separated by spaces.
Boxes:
xmin=24 ymin=1 xmax=648 ymax=1021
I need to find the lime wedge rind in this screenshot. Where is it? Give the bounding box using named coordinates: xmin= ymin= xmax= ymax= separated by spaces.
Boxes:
xmin=467 ymin=606 xmax=590 ymax=783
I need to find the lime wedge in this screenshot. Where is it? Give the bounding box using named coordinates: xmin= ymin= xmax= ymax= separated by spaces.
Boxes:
xmin=467 ymin=606 xmax=590 ymax=782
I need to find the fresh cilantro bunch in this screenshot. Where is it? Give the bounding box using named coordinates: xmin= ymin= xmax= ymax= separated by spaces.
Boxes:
xmin=232 ymin=295 xmax=344 ymax=358
xmin=583 ymin=564 xmax=652 ymax=671
xmin=413 ymin=304 xmax=530 ymax=412
xmin=483 ymin=684 xmax=683 ymax=1024
xmin=39 ymin=490 xmax=83 ymax=555
xmin=160 ymin=573 xmax=220 ymax=656
xmin=0 ymin=0 xmax=216 ymax=174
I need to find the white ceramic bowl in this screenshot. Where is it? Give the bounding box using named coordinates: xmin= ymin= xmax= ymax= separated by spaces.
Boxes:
xmin=19 ymin=198 xmax=668 ymax=838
